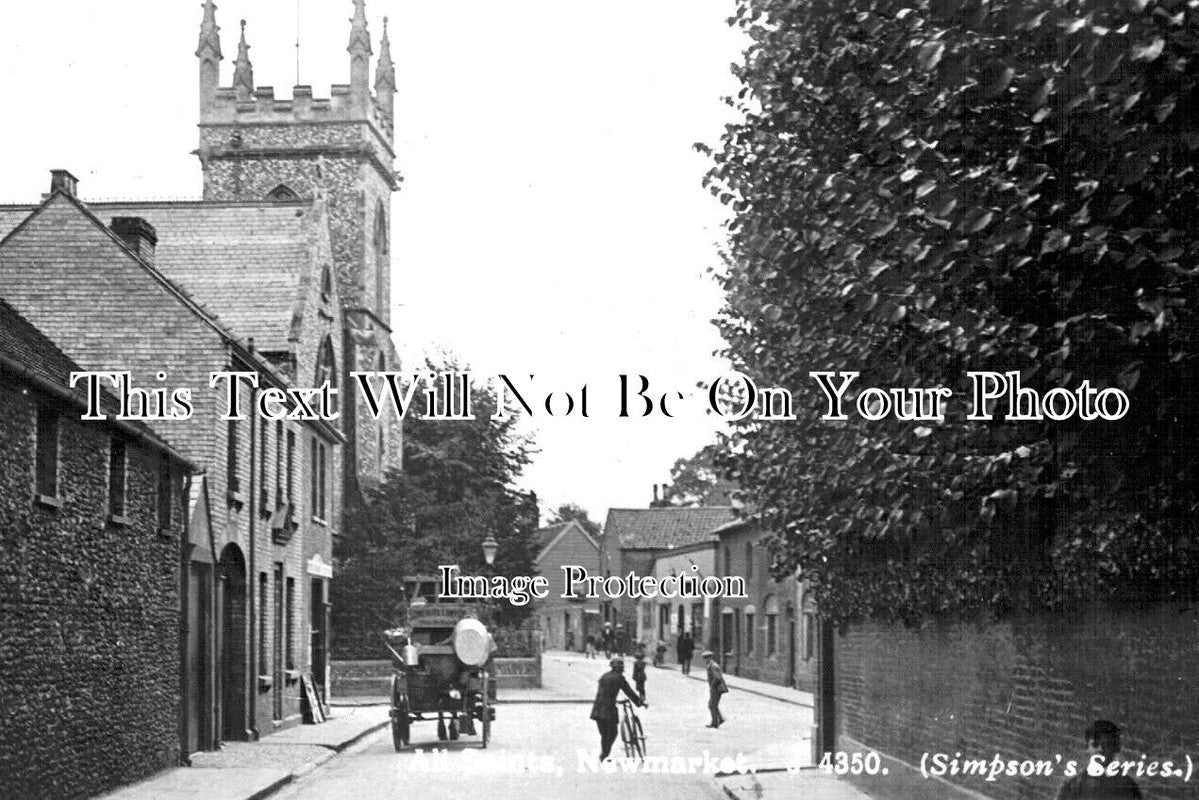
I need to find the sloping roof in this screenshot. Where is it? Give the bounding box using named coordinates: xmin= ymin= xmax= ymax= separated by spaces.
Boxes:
xmin=0 ymin=298 xmax=192 ymax=466
xmin=538 ymin=522 xmax=568 ymax=549
xmin=602 ymin=507 xmax=737 ymax=551
xmin=535 ymin=519 xmax=599 ymax=564
xmin=84 ymin=200 xmax=319 ymax=353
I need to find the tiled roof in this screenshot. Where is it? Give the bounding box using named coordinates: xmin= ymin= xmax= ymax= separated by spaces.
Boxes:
xmin=537 ymin=522 xmax=568 ymax=549
xmin=0 ymin=298 xmax=148 ymax=436
xmin=84 ymin=200 xmax=318 ymax=353
xmin=602 ymin=507 xmax=737 ymax=551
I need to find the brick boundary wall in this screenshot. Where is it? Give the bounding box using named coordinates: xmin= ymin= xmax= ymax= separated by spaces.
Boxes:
xmin=833 ymin=604 xmax=1199 ymax=800
xmin=331 ymin=656 xmax=543 ymax=698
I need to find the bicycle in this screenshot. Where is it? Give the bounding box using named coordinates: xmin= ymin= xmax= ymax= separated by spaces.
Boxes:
xmin=618 ymin=699 xmax=646 ymax=760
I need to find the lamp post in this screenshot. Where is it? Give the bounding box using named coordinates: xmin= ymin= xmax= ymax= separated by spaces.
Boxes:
xmin=481 ymin=534 xmax=498 ymax=566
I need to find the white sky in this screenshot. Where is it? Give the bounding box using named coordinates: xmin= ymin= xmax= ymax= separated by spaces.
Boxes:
xmin=0 ymin=0 xmax=746 ymax=523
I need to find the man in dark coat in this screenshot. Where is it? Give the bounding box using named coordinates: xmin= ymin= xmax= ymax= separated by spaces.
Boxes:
xmin=1055 ymin=720 xmax=1142 ymax=800
xmin=677 ymin=631 xmax=695 ymax=675
xmin=590 ymin=658 xmax=644 ymax=760
xmin=703 ymin=650 xmax=727 ymax=728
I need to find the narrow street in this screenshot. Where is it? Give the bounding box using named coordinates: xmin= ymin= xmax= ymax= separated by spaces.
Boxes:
xmin=273 ymin=652 xmax=817 ymax=800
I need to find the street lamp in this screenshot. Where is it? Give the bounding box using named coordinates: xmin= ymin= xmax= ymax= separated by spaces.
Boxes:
xmin=481 ymin=534 xmax=498 ymax=566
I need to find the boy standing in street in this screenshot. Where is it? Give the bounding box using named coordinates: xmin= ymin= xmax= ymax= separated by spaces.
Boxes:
xmin=632 ymin=651 xmax=648 ymax=703
xmin=703 ymin=650 xmax=727 ymax=728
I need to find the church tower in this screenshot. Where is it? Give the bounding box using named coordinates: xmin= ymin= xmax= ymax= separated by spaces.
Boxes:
xmin=195 ymin=0 xmax=401 ymax=494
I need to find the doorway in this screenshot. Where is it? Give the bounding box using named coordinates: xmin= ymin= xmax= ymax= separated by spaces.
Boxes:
xmin=218 ymin=545 xmax=248 ymax=741
xmin=186 ymin=561 xmax=211 ymax=753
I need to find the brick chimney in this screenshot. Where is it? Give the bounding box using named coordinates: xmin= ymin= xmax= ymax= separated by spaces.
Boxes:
xmin=49 ymin=169 xmax=79 ymax=198
xmin=111 ymin=217 xmax=158 ymax=267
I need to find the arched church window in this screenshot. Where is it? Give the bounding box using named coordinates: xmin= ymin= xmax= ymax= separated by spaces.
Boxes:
xmin=315 ymin=336 xmax=338 ymax=415
xmin=374 ymin=202 xmax=389 ymax=254
xmin=321 ymin=265 xmax=333 ymax=302
xmin=267 ymin=184 xmax=300 ymax=202
xmin=374 ymin=202 xmax=388 ymax=320
xmin=377 ymin=352 xmax=387 ymax=471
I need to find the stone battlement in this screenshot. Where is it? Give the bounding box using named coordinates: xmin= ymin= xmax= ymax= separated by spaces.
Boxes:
xmin=201 ymin=85 xmax=394 ymax=141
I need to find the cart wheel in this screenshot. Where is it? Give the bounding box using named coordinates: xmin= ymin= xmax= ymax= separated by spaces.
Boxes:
xmin=437 ymin=716 xmax=447 ymax=741
xmin=449 ymin=718 xmax=459 ymax=740
xmin=480 ymin=672 xmax=491 ymax=748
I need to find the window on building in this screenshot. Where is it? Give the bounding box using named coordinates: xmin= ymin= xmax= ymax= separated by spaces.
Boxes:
xmin=227 ymin=418 xmax=240 ymax=494
xmin=724 ymin=545 xmax=731 ymax=577
xmin=285 ymin=576 xmax=296 ymax=670
xmin=286 ymin=430 xmax=295 ymax=507
xmin=259 ymin=572 xmax=269 ymax=672
xmin=274 ymin=420 xmax=283 ymax=508
xmin=267 ymin=184 xmax=300 ymax=202
xmin=157 ymin=456 xmax=172 ymax=530
xmin=310 ymin=439 xmax=327 ymax=521
xmin=377 ymin=353 xmax=387 ymax=470
xmin=803 ymin=612 xmax=815 ymax=661
xmin=374 ymin=202 xmax=388 ymax=320
xmin=259 ymin=419 xmax=269 ymax=510
xmin=745 ymin=612 xmax=755 ymax=655
xmin=108 ymin=436 xmax=127 ymax=519
xmin=315 ymin=336 xmax=337 ymax=415
xmin=746 ymin=541 xmax=753 ymax=580
xmin=765 ymin=595 xmax=779 ymax=657
xmin=320 ymin=265 xmax=333 ymax=303
xmin=35 ymin=408 xmax=59 ymax=498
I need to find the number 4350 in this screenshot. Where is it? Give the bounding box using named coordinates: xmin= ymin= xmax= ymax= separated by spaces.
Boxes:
xmin=819 ymin=751 xmax=884 ymax=775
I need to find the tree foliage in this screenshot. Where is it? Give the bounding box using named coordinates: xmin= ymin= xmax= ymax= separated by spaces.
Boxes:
xmin=332 ymin=358 xmax=540 ymax=655
xmin=654 ymin=443 xmax=726 ymax=506
xmin=548 ymin=502 xmax=602 ymax=538
xmin=707 ymin=0 xmax=1199 ymax=624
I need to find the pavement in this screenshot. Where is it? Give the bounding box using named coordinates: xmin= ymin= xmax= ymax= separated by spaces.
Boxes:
xmin=96 ymin=705 xmax=389 ymax=800
xmin=96 ymin=655 xmax=871 ymax=800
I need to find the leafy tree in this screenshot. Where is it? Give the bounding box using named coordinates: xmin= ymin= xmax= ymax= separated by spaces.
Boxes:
xmin=655 ymin=443 xmax=725 ymax=506
xmin=548 ymin=502 xmax=602 ymax=538
xmin=332 ymin=357 xmax=540 ymax=654
xmin=706 ymin=0 xmax=1199 ymax=625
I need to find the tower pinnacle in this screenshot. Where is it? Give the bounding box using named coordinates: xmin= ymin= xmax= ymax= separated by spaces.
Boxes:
xmin=196 ymin=0 xmax=222 ymax=60
xmin=348 ymin=0 xmax=372 ymax=58
xmin=197 ymin=1 xmax=223 ymax=115
xmin=233 ymin=20 xmax=254 ymax=100
xmin=375 ymin=17 xmax=395 ymax=94
xmin=348 ymin=0 xmax=373 ymax=113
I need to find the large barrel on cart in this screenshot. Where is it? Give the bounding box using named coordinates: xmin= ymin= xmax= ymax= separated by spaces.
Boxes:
xmin=385 ymin=606 xmax=497 ymax=750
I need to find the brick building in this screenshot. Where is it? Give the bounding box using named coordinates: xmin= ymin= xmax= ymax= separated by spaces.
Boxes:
xmin=0 ymin=300 xmax=195 ymax=799
xmin=712 ymin=518 xmax=814 ymax=692
xmin=0 ymin=0 xmax=404 ymax=765
xmin=638 ymin=538 xmax=717 ymax=651
xmin=0 ymin=180 xmax=344 ymax=752
xmin=533 ymin=519 xmax=601 ymax=650
xmin=599 ymin=507 xmax=735 ymax=650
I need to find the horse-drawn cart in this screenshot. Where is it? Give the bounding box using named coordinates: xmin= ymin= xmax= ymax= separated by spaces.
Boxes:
xmin=384 ymin=603 xmax=497 ymax=750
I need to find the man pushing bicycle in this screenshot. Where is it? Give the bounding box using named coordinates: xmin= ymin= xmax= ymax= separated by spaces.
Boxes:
xmin=589 ymin=658 xmax=645 ymax=760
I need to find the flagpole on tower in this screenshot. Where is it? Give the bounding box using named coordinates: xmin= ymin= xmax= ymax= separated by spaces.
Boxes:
xmin=295 ymin=0 xmax=302 ymax=85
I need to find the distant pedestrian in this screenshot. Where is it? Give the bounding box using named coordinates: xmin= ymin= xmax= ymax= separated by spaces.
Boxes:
xmin=677 ymin=631 xmax=695 ymax=675
xmin=703 ymin=650 xmax=727 ymax=728
xmin=632 ymin=651 xmax=648 ymax=702
xmin=615 ymin=623 xmax=626 ymax=656
xmin=601 ymin=625 xmax=614 ymax=658
xmin=589 ymin=658 xmax=644 ymax=761
xmin=585 ymin=634 xmax=597 ymax=659
xmin=1056 ymin=720 xmax=1142 ymax=800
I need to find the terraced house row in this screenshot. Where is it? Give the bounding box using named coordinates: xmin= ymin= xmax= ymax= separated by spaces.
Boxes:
xmin=0 ymin=2 xmax=403 ymax=797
